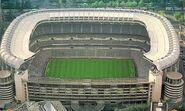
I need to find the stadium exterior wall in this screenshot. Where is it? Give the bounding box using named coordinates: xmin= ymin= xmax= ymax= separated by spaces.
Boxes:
xmin=15 ymin=70 xmax=153 ymax=104
xmin=14 ymin=69 xmax=163 ymax=104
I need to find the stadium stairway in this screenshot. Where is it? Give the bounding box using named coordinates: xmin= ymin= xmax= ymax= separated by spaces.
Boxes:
xmin=71 ymin=101 xmax=105 ymax=111
xmin=71 ymin=101 xmax=80 ymax=111
xmin=95 ymin=101 xmax=105 ymax=111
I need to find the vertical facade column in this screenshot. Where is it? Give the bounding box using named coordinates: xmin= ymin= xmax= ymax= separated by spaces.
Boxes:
xmin=0 ymin=0 xmax=2 ymax=24
xmin=15 ymin=70 xmax=28 ymax=102
xmin=149 ymin=69 xmax=163 ymax=102
xmin=148 ymin=84 xmax=153 ymax=103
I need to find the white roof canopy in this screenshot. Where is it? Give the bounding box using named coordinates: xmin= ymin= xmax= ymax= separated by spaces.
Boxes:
xmin=0 ymin=9 xmax=179 ymax=70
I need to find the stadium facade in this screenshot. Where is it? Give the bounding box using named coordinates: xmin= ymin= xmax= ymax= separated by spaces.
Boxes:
xmin=0 ymin=9 xmax=183 ymax=109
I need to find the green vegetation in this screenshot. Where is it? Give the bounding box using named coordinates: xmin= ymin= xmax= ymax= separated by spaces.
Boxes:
xmin=166 ymin=100 xmax=185 ymax=111
xmin=114 ymin=104 xmax=150 ymax=111
xmin=1 ymin=0 xmax=184 ymax=9
xmin=46 ymin=58 xmax=135 ymax=79
xmin=158 ymin=10 xmax=165 ymax=16
xmin=174 ymin=12 xmax=185 ymax=22
xmin=61 ymin=0 xmax=183 ymax=9
xmin=1 ymin=0 xmax=32 ymax=9
xmin=174 ymin=103 xmax=185 ymax=111
xmin=76 ymin=0 xmax=147 ymax=8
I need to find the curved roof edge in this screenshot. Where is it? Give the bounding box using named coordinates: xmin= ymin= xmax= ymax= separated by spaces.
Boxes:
xmin=0 ymin=8 xmax=179 ymax=70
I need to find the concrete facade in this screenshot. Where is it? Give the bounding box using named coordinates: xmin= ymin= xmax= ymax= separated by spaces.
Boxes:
xmin=0 ymin=70 xmax=14 ymax=105
xmin=164 ymin=72 xmax=184 ymax=102
xmin=14 ymin=70 xmax=28 ymax=102
xmin=149 ymin=70 xmax=163 ymax=102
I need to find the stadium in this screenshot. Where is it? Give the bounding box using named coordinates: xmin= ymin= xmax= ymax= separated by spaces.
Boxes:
xmin=0 ymin=9 xmax=181 ymax=110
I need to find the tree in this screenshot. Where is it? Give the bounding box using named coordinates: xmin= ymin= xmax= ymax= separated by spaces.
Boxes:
xmin=15 ymin=0 xmax=22 ymax=9
xmin=120 ymin=1 xmax=126 ymax=7
xmin=173 ymin=11 xmax=185 ymax=22
xmin=147 ymin=1 xmax=154 ymax=8
xmin=23 ymin=0 xmax=32 ymax=9
xmin=158 ymin=10 xmax=165 ymax=16
xmin=91 ymin=1 xmax=106 ymax=8
xmin=62 ymin=0 xmax=66 ymax=4
xmin=126 ymin=0 xmax=137 ymax=7
xmin=111 ymin=1 xmax=118 ymax=8
xmin=138 ymin=0 xmax=145 ymax=7
xmin=91 ymin=1 xmax=99 ymax=8
xmin=98 ymin=1 xmax=106 ymax=7
xmin=174 ymin=11 xmax=181 ymax=19
xmin=172 ymin=0 xmax=183 ymax=9
xmin=1 ymin=0 xmax=15 ymax=9
xmin=115 ymin=0 xmax=120 ymax=7
xmin=107 ymin=1 xmax=112 ymax=7
xmin=114 ymin=104 xmax=150 ymax=111
xmin=80 ymin=3 xmax=88 ymax=8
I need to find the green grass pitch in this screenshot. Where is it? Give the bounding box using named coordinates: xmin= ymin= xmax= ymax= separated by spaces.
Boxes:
xmin=45 ymin=58 xmax=135 ymax=79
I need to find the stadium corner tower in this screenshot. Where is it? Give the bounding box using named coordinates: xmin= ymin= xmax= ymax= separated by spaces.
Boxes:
xmin=0 ymin=9 xmax=180 ymax=107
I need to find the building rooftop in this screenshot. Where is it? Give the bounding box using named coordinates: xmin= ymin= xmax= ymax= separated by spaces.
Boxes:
xmin=166 ymin=72 xmax=182 ymax=80
xmin=0 ymin=70 xmax=11 ymax=79
xmin=14 ymin=101 xmax=67 ymax=111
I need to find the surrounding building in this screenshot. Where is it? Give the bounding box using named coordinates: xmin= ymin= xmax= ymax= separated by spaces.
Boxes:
xmin=0 ymin=70 xmax=14 ymax=109
xmin=164 ymin=72 xmax=184 ymax=102
xmin=151 ymin=102 xmax=168 ymax=111
xmin=14 ymin=101 xmax=67 ymax=111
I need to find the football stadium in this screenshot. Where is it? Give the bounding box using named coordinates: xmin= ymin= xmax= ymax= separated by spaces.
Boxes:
xmin=0 ymin=9 xmax=182 ymax=110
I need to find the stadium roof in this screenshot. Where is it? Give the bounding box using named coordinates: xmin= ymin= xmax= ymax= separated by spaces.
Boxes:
xmin=0 ymin=9 xmax=179 ymax=70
